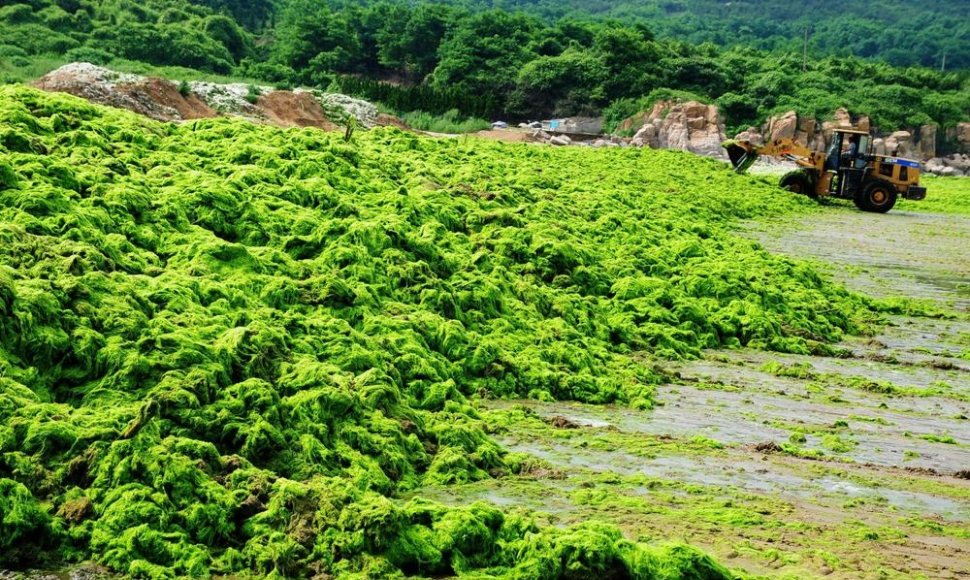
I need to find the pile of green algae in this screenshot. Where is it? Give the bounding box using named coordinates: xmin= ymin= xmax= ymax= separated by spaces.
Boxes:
xmin=0 ymin=86 xmax=877 ymax=577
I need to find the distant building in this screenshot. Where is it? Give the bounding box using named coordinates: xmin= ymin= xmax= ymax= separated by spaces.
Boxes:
xmin=541 ymin=117 xmax=603 ymax=135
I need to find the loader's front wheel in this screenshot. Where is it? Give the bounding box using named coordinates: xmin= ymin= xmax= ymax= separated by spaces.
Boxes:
xmin=779 ymin=171 xmax=816 ymax=198
xmin=857 ymin=181 xmax=897 ymax=213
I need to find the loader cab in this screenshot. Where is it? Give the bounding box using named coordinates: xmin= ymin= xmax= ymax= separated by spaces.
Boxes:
xmin=825 ymin=129 xmax=870 ymax=171
xmin=826 ymin=129 xmax=871 ymax=196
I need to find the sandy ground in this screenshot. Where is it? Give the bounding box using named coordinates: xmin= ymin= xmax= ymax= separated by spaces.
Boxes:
xmin=416 ymin=204 xmax=970 ymax=580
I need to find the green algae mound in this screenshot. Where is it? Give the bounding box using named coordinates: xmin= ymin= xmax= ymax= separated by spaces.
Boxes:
xmin=0 ymin=85 xmax=871 ymax=577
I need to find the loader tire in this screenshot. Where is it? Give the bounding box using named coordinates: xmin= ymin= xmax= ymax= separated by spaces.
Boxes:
xmin=779 ymin=171 xmax=816 ymax=199
xmin=857 ymin=181 xmax=897 ymax=213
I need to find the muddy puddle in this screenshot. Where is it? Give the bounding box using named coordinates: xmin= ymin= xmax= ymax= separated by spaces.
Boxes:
xmin=488 ymin=378 xmax=970 ymax=474
xmin=676 ymin=357 xmax=967 ymax=417
xmin=418 ymin=435 xmax=968 ymax=522
xmin=747 ymin=206 xmax=970 ymax=312
xmin=0 ymin=567 xmax=112 ymax=580
xmin=483 ymin=399 xmax=969 ymax=518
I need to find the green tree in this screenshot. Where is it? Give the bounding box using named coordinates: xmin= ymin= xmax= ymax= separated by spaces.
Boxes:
xmin=509 ymin=48 xmax=607 ymax=118
xmin=592 ymin=26 xmax=664 ymax=99
xmin=431 ymin=10 xmax=540 ymax=105
xmin=271 ymin=0 xmax=361 ymax=80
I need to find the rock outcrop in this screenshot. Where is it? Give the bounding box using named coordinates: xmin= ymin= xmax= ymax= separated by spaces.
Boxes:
xmin=764 ymin=110 xmax=798 ymax=143
xmin=884 ymin=131 xmax=914 ymax=158
xmin=623 ymin=101 xmax=726 ymax=158
xmin=658 ymin=101 xmax=726 ymax=157
xmin=954 ymin=123 xmax=970 ymax=154
xmin=753 ymin=107 xmax=942 ymax=161
xmin=872 ymin=138 xmax=886 ymax=156
xmin=631 ymin=123 xmax=658 ymax=148
xmin=918 ymin=125 xmax=937 ymax=160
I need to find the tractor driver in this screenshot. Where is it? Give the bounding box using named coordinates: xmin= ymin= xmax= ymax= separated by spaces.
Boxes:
xmin=845 ymin=134 xmax=860 ymax=163
xmin=827 ymin=134 xmax=862 ymax=171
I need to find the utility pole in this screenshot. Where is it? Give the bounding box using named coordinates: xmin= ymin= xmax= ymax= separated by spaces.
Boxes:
xmin=803 ymin=27 xmax=809 ymax=72
xmin=941 ymin=52 xmax=946 ymax=73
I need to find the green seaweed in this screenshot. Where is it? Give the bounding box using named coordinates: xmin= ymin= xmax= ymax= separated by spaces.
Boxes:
xmin=0 ymin=85 xmax=885 ymax=577
xmin=0 ymin=478 xmax=60 ymax=566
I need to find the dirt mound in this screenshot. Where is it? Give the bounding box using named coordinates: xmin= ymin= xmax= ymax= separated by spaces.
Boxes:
xmin=546 ymin=415 xmax=580 ymax=429
xmin=33 ymin=63 xmax=364 ymax=133
xmin=375 ymin=113 xmax=412 ymax=130
xmin=256 ymin=90 xmax=338 ymax=130
xmin=33 ymin=62 xmax=175 ymax=120
xmin=119 ymin=77 xmax=214 ymax=120
xmin=753 ymin=441 xmax=783 ymax=453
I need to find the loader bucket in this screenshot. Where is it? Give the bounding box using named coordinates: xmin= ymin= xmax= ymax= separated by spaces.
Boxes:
xmin=722 ymin=140 xmax=758 ymax=174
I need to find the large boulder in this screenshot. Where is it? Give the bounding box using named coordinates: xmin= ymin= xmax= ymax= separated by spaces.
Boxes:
xmin=917 ymin=125 xmax=937 ymax=160
xmin=820 ymin=108 xmax=859 ymax=148
xmin=957 ymin=123 xmax=970 ymax=154
xmin=924 ymin=157 xmax=944 ymax=172
xmin=885 ymin=131 xmax=914 ymax=158
xmin=923 ymin=155 xmax=969 ymax=176
xmin=872 ymin=138 xmax=887 ymax=156
xmin=733 ymin=126 xmax=764 ymax=146
xmin=813 ymin=133 xmax=826 ymax=152
xmin=624 ymin=100 xmax=726 ymax=157
xmin=942 ymin=154 xmax=970 ymax=173
xmin=833 ymin=108 xmax=852 ymax=127
xmin=795 ymin=116 xmax=816 ymax=148
xmin=937 ymin=166 xmax=960 ymax=177
xmin=632 ymin=123 xmax=659 ymax=148
xmin=764 ymin=110 xmax=798 ymax=142
xmin=651 ymin=101 xmax=727 ymax=158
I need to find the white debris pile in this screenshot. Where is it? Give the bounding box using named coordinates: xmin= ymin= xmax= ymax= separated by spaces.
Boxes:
xmin=315 ymin=92 xmax=379 ymax=127
xmin=34 ymin=63 xmax=182 ymax=119
xmin=189 ymin=82 xmax=269 ymax=114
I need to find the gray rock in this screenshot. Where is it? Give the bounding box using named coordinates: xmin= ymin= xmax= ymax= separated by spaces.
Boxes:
xmin=956 ymin=122 xmax=970 ymax=154
xmin=917 ymin=125 xmax=937 ymax=159
xmin=872 ymin=138 xmax=886 ymax=156
xmin=942 ymin=154 xmax=970 ymax=172
xmin=734 ymin=127 xmax=764 ymax=146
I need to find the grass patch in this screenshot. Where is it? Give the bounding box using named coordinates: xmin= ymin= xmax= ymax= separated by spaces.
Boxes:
xmin=399 ymin=108 xmax=491 ymax=134
xmin=898 ymin=175 xmax=970 ymax=215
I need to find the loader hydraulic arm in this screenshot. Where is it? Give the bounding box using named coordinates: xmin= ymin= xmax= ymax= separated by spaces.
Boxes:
xmin=722 ymin=138 xmax=820 ymax=174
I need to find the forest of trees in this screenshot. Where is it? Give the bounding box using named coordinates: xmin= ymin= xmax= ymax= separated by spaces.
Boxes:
xmin=1 ymin=0 xmax=968 ymax=133
xmin=427 ymin=0 xmax=969 ymax=70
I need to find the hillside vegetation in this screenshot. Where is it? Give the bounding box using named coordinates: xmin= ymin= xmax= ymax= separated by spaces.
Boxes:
xmin=433 ymin=0 xmax=970 ymax=70
xmin=0 ymin=85 xmax=885 ymax=576
xmin=0 ymin=0 xmax=967 ymax=135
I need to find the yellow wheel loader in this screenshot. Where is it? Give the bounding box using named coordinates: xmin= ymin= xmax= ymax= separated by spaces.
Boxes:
xmin=723 ymin=128 xmax=927 ymax=213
